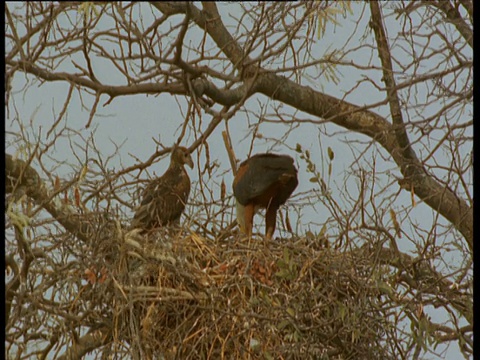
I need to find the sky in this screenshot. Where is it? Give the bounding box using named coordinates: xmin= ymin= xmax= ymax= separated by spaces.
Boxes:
xmin=5 ymin=2 xmax=472 ymax=359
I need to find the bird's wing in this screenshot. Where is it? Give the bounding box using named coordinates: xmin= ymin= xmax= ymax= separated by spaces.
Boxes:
xmin=233 ymin=155 xmax=297 ymax=204
xmin=131 ymin=168 xmax=190 ymax=229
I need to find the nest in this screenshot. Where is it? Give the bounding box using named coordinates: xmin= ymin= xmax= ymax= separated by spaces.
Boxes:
xmin=83 ymin=226 xmax=395 ymax=360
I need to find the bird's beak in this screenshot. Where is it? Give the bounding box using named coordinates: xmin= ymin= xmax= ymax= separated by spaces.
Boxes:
xmin=185 ymin=155 xmax=194 ymax=169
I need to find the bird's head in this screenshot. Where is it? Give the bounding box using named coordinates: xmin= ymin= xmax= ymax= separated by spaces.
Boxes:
xmin=171 ymin=145 xmax=194 ymax=169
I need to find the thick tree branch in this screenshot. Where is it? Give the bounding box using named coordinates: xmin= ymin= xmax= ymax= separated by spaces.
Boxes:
xmin=191 ymin=70 xmax=473 ymax=249
xmin=192 ymin=78 xmax=250 ymax=106
xmin=426 ymin=0 xmax=473 ymax=49
xmin=369 ymin=2 xmax=418 ymax=171
xmin=57 ymin=328 xmax=111 ymax=360
xmin=8 ymin=2 xmax=473 ymax=249
xmin=458 ymin=0 xmax=473 ymax=23
xmin=152 ymin=2 xmax=247 ymax=71
xmin=6 ymin=154 xmax=94 ymax=243
xmin=6 ymin=59 xmax=186 ymax=100
xmin=11 ymin=2 xmax=472 ymax=250
xmin=156 ymin=2 xmax=473 ymax=250
xmin=5 ymin=3 xmax=472 ymax=358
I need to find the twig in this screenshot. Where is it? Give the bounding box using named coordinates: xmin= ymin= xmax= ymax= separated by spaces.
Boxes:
xmin=222 ymin=130 xmax=237 ymax=176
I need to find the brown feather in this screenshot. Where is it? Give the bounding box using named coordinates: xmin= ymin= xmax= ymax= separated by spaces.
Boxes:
xmin=131 ymin=146 xmax=193 ymax=233
xmin=232 ymin=153 xmax=298 ymax=239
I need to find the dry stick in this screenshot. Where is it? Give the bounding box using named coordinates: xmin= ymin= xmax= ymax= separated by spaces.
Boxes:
xmin=222 ymin=130 xmax=237 ymax=176
xmin=220 ymin=128 xmax=240 ymax=240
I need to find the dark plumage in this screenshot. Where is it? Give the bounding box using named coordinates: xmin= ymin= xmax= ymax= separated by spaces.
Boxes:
xmin=233 ymin=153 xmax=298 ymax=239
xmin=131 ymin=146 xmax=193 ymax=233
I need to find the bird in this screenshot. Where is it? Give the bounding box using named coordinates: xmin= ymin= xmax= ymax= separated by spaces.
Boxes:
xmin=232 ymin=153 xmax=298 ymax=240
xmin=131 ymin=145 xmax=194 ymax=233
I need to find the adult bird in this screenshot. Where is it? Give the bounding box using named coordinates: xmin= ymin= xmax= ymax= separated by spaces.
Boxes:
xmin=233 ymin=153 xmax=298 ymax=240
xmin=131 ymin=145 xmax=194 ymax=233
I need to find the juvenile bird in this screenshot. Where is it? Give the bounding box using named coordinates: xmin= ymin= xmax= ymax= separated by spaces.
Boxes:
xmin=131 ymin=145 xmax=193 ymax=233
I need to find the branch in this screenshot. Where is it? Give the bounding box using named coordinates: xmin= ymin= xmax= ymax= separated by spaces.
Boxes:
xmin=57 ymin=327 xmax=111 ymax=360
xmin=152 ymin=2 xmax=247 ymax=72
xmin=6 ymin=59 xmax=187 ymax=99
xmin=8 ymin=2 xmax=473 ymax=248
xmin=5 ymin=254 xmax=20 ymax=325
xmin=426 ymin=0 xmax=473 ymax=49
xmin=374 ymin=247 xmax=472 ymax=325
xmin=158 ymin=2 xmax=472 ymax=249
xmin=458 ymin=0 xmax=473 ymax=23
xmin=222 ymin=130 xmax=237 ymax=176
xmin=369 ymin=2 xmax=418 ymax=171
xmin=6 ymin=154 xmax=95 ymax=243
xmin=254 ymin=72 xmax=472 ymax=249
xmin=191 ymin=77 xmax=250 ymax=106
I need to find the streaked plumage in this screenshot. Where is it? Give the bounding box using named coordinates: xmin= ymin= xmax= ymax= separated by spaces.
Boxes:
xmin=131 ymin=146 xmax=193 ymax=233
xmin=233 ymin=153 xmax=298 ymax=239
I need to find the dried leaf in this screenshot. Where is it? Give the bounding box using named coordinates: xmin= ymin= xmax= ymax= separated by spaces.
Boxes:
xmin=411 ymin=183 xmax=416 ymax=207
xmin=217 ymin=263 xmax=228 ymax=273
xmin=84 ymin=268 xmax=97 ymax=285
xmin=416 ymin=303 xmax=424 ymax=319
xmin=285 ymin=211 xmax=293 ymax=233
xmin=98 ymin=267 xmax=108 ymax=284
xmin=79 ymin=164 xmax=88 ymax=181
xmin=26 ymin=200 xmax=32 ymax=214
xmin=327 ymin=146 xmax=334 ymax=161
xmin=319 ymin=224 xmax=327 ymax=237
xmin=389 ymin=208 xmax=402 ymax=238
xmin=74 ymin=187 xmax=81 ymax=208
xmin=54 ymin=176 xmax=61 ymax=192
xmin=220 ymin=179 xmax=226 ymax=201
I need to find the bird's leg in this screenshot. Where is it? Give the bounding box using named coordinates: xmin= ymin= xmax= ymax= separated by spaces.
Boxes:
xmin=244 ymin=203 xmax=255 ymax=239
xmin=265 ymin=206 xmax=278 ymax=241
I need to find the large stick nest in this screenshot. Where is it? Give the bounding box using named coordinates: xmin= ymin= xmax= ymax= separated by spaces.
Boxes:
xmin=78 ymin=223 xmax=395 ymax=360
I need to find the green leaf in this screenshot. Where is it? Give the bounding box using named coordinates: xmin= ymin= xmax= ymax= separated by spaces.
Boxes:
xmin=319 ymin=224 xmax=327 ymax=237
xmin=338 ymin=303 xmax=346 ymax=321
xmin=283 ymin=247 xmax=290 ymax=263
xmin=377 ymin=281 xmax=393 ymax=296
xmin=278 ymin=320 xmax=290 ymax=330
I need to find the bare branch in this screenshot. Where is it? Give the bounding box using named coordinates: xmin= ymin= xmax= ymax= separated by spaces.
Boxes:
xmin=57 ymin=328 xmax=111 ymax=360
xmin=425 ymin=0 xmax=473 ymax=48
